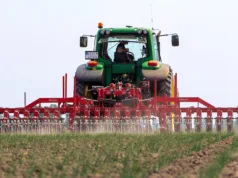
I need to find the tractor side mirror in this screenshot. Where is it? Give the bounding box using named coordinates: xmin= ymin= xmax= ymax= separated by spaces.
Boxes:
xmin=80 ymin=36 xmax=88 ymax=47
xmin=171 ymin=34 xmax=179 ymax=46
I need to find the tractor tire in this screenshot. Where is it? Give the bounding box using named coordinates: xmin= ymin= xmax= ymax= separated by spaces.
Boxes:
xmin=76 ymin=79 xmax=85 ymax=97
xmin=75 ymin=78 xmax=98 ymax=99
xmin=157 ymin=67 xmax=173 ymax=97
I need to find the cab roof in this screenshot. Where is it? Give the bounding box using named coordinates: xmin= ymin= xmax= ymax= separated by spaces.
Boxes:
xmin=97 ymin=23 xmax=153 ymax=34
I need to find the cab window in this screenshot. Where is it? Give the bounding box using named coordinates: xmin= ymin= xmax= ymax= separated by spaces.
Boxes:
xmin=99 ymin=34 xmax=148 ymax=62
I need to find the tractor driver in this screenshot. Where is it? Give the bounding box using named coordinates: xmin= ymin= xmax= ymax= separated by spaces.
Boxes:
xmin=114 ymin=43 xmax=134 ymax=63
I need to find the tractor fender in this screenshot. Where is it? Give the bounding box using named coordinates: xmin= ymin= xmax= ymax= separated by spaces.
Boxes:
xmin=75 ymin=64 xmax=104 ymax=82
xmin=142 ymin=63 xmax=170 ymax=82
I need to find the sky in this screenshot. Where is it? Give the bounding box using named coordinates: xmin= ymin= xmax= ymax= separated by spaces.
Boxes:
xmin=0 ymin=0 xmax=238 ymax=109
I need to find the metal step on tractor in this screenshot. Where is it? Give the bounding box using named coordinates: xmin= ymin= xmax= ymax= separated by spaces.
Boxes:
xmin=0 ymin=22 xmax=237 ymax=134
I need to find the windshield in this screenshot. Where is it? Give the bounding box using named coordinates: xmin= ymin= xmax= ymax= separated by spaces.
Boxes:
xmin=99 ymin=34 xmax=148 ymax=62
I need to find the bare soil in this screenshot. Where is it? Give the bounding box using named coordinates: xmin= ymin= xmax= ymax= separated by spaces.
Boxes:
xmin=148 ymin=136 xmax=234 ymax=178
xmin=219 ymin=152 xmax=238 ymax=178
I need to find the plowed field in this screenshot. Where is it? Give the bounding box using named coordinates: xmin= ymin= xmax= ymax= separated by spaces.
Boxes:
xmin=0 ymin=133 xmax=235 ymax=178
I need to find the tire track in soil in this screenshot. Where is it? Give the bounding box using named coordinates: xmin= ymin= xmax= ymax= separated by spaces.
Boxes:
xmin=219 ymin=152 xmax=238 ymax=178
xmin=148 ymin=136 xmax=234 ymax=178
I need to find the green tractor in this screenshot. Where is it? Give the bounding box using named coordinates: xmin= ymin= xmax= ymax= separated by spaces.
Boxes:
xmin=75 ymin=22 xmax=179 ymax=106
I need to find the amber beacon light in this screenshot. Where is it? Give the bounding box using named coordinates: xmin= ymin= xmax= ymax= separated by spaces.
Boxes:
xmin=98 ymin=22 xmax=103 ymax=28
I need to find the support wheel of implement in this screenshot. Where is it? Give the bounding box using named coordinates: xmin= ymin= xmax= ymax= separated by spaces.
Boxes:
xmin=158 ymin=67 xmax=173 ymax=97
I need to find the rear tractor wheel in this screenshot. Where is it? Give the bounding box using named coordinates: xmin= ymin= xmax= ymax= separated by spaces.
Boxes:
xmin=157 ymin=67 xmax=173 ymax=97
xmin=76 ymin=78 xmax=96 ymax=99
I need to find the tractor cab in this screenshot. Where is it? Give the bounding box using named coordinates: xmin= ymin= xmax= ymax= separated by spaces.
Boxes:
xmin=79 ymin=22 xmax=178 ymax=64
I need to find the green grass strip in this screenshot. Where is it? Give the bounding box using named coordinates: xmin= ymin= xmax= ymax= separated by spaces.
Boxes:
xmin=199 ymin=135 xmax=238 ymax=178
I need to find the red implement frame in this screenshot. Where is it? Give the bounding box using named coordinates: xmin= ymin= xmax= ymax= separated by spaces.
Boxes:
xmin=0 ymin=73 xmax=238 ymax=132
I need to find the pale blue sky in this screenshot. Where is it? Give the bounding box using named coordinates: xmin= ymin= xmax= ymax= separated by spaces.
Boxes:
xmin=0 ymin=0 xmax=238 ymax=108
